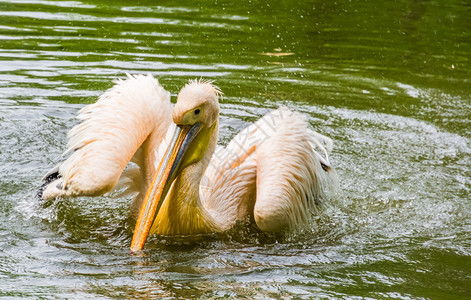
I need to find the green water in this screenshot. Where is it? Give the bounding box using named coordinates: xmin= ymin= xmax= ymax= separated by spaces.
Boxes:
xmin=0 ymin=0 xmax=470 ymax=298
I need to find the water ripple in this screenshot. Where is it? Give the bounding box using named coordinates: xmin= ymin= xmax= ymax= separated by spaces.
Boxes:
xmin=1 ymin=0 xmax=470 ymax=298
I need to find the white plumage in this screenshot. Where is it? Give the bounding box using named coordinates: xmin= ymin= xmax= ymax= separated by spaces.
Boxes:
xmin=43 ymin=74 xmax=172 ymax=202
xmin=40 ymin=74 xmax=337 ymax=249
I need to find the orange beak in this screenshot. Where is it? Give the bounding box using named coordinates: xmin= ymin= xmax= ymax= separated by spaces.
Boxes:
xmin=130 ymin=123 xmax=201 ymax=252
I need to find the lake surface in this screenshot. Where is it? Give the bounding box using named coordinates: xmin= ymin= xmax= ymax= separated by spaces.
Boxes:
xmin=1 ymin=0 xmax=470 ymax=298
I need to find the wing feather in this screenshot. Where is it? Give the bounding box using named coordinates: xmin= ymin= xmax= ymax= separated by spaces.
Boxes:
xmin=41 ymin=74 xmax=172 ymax=200
xmin=202 ymin=107 xmax=337 ymax=231
xmin=252 ymin=108 xmax=336 ymax=231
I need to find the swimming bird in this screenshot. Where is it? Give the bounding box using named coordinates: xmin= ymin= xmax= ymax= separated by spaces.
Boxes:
xmin=40 ymin=74 xmax=336 ymax=252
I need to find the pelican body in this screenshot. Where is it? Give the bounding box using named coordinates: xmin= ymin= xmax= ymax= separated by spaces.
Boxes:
xmin=40 ymin=74 xmax=336 ymax=251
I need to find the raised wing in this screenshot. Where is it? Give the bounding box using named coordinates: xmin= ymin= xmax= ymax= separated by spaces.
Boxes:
xmin=40 ymin=74 xmax=173 ymax=201
xmin=202 ymin=107 xmax=336 ymax=232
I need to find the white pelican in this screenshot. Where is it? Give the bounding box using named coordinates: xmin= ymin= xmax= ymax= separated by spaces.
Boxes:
xmin=40 ymin=74 xmax=336 ymax=252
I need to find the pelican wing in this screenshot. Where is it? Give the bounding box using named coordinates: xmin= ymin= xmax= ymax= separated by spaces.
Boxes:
xmin=202 ymin=108 xmax=336 ymax=231
xmin=41 ymin=74 xmax=172 ymax=200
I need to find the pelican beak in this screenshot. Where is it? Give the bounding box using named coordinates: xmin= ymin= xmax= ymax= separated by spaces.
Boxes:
xmin=130 ymin=122 xmax=202 ymax=252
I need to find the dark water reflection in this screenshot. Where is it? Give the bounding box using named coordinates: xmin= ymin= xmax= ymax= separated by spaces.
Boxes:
xmin=1 ymin=0 xmax=470 ymax=298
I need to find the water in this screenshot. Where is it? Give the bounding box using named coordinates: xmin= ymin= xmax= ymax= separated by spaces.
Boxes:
xmin=1 ymin=0 xmax=470 ymax=298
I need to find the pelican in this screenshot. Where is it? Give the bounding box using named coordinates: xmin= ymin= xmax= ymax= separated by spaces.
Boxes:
xmin=40 ymin=74 xmax=336 ymax=252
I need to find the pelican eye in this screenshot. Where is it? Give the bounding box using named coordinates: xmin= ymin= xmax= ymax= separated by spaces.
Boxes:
xmin=194 ymin=109 xmax=200 ymax=115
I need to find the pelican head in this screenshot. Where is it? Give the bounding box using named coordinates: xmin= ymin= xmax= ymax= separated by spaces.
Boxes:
xmin=130 ymin=80 xmax=221 ymax=252
xmin=173 ymin=80 xmax=220 ymax=127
